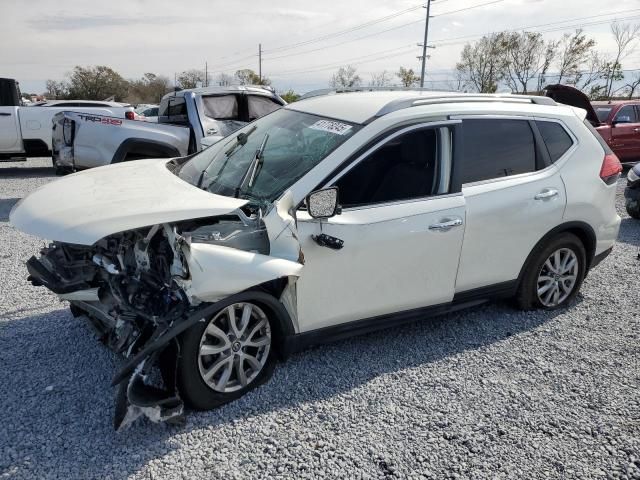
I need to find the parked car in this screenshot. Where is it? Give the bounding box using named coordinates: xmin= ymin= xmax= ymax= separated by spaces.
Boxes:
xmin=544 ymin=84 xmax=640 ymax=166
xmin=11 ymin=89 xmax=621 ymax=429
xmin=624 ymin=163 xmax=640 ymax=218
xmin=134 ymin=104 xmax=159 ymax=122
xmin=0 ymin=78 xmax=134 ymax=160
xmin=51 ymin=85 xmax=285 ymax=174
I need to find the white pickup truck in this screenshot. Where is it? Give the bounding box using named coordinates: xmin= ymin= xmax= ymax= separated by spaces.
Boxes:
xmin=52 ymin=85 xmax=285 ymax=173
xmin=0 ymin=78 xmax=134 ymax=160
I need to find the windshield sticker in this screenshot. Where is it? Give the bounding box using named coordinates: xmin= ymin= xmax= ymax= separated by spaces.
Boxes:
xmin=309 ymin=120 xmax=353 ymax=136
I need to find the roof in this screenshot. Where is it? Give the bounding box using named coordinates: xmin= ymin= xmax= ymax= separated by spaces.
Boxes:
xmin=592 ymin=100 xmax=640 ymax=106
xmin=35 ymin=100 xmax=128 ymax=107
xmin=163 ymin=85 xmax=278 ymax=100
xmin=287 ymin=90 xmax=556 ymax=124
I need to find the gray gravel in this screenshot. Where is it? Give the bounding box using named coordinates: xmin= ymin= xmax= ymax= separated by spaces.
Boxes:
xmin=1 ymin=158 xmax=639 ymax=480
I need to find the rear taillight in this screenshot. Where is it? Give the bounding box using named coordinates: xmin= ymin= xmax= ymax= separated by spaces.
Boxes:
xmin=125 ymin=111 xmax=134 ymax=120
xmin=600 ymin=153 xmax=622 ymax=185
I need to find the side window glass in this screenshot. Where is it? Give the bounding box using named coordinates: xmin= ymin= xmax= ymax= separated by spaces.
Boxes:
xmin=614 ymin=105 xmax=638 ymax=124
xmin=202 ymin=95 xmax=238 ymax=120
xmin=248 ymin=96 xmax=281 ymax=120
xmin=460 ymin=119 xmax=536 ymax=184
xmin=335 ymin=129 xmax=439 ymax=207
xmin=166 ymin=97 xmax=188 ymax=125
xmin=535 ymin=121 xmax=574 ymax=163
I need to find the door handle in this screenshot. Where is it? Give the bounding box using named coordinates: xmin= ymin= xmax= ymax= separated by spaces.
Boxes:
xmin=634 ymin=128 xmax=640 ymax=133
xmin=534 ymin=188 xmax=558 ymax=200
xmin=0 ymin=112 xmax=11 ymax=116
xmin=429 ymin=217 xmax=463 ymax=232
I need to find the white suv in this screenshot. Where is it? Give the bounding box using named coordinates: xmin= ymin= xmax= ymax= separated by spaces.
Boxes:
xmin=11 ymin=90 xmax=622 ymax=428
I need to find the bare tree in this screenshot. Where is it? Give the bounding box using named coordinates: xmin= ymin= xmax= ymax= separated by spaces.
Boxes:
xmin=216 ymin=73 xmax=234 ymax=86
xmin=45 ymin=79 xmax=68 ymax=99
xmin=330 ymin=65 xmax=361 ymax=88
xmin=396 ymin=67 xmax=420 ymax=87
xmin=177 ymin=69 xmax=204 ymax=89
xmin=555 ymin=29 xmax=597 ymax=84
xmin=456 ymin=33 xmax=506 ymax=93
xmin=574 ymin=51 xmax=607 ymax=93
xmin=500 ymin=32 xmax=558 ymax=93
xmin=624 ymin=72 xmax=640 ymax=98
xmin=369 ymin=70 xmax=393 ymax=87
xmin=604 ymin=22 xmax=640 ymax=98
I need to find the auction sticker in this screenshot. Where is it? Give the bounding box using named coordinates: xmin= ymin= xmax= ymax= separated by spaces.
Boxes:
xmin=309 ymin=119 xmax=353 ymax=135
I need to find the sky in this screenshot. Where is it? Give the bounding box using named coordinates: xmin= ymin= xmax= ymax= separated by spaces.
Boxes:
xmin=2 ymin=0 xmax=640 ymax=95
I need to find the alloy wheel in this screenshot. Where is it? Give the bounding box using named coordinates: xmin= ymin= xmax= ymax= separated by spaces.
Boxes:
xmin=197 ymin=302 xmax=271 ymax=393
xmin=536 ymin=248 xmax=579 ymax=307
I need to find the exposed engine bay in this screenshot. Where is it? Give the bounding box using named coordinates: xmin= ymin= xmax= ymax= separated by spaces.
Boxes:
xmin=25 ymin=212 xmax=278 ymax=430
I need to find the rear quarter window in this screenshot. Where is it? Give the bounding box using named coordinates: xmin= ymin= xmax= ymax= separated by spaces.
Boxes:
xmin=535 ymin=121 xmax=574 ymax=163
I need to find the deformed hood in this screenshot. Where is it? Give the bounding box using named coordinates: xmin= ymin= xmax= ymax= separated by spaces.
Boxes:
xmin=10 ymin=158 xmax=248 ymax=245
xmin=543 ymin=84 xmax=600 ymax=126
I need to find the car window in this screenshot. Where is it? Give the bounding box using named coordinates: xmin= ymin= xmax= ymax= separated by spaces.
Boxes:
xmin=248 ymin=96 xmax=281 ymax=120
xmin=535 ymin=121 xmax=574 ymax=163
xmin=335 ymin=128 xmax=439 ymax=207
xmin=460 ymin=119 xmax=536 ymax=184
xmin=595 ymin=106 xmax=613 ymax=123
xmin=614 ymin=105 xmax=638 ymax=124
xmin=202 ymin=95 xmax=239 ymax=120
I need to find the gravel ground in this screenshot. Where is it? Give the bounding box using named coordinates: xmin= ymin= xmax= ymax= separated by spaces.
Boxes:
xmin=1 ymin=158 xmax=639 ymax=480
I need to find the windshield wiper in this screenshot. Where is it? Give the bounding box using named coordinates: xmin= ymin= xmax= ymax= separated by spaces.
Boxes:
xmin=234 ymin=133 xmax=269 ymax=198
xmin=196 ymin=125 xmax=258 ymax=189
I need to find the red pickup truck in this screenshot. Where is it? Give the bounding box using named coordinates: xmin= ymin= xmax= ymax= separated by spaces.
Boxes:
xmin=544 ymin=85 xmax=640 ymax=166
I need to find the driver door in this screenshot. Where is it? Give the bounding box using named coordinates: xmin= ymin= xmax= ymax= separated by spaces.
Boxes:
xmin=295 ymin=123 xmax=466 ymax=332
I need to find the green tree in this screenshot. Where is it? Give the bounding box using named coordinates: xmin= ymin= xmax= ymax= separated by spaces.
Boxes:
xmin=45 ymin=79 xmax=69 ymax=99
xmin=396 ymin=67 xmax=419 ymax=87
xmin=65 ymin=65 xmax=129 ymax=100
xmin=555 ymin=29 xmax=597 ymax=85
xmin=177 ymin=69 xmax=204 ymax=89
xmin=127 ymin=73 xmax=171 ymax=103
xmin=456 ymin=34 xmax=506 ymax=93
xmin=235 ymin=69 xmax=271 ymax=86
xmin=280 ymin=89 xmax=300 ymax=103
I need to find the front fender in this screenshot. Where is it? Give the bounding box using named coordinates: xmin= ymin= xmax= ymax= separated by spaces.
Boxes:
xmin=180 ymin=243 xmax=303 ymax=303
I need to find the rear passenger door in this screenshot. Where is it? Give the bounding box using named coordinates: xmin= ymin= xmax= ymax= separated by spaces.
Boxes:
xmin=610 ymin=105 xmax=640 ymax=162
xmin=453 ymin=117 xmax=571 ymax=294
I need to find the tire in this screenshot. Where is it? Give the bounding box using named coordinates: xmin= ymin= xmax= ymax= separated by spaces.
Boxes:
xmin=625 ymin=197 xmax=640 ymax=219
xmin=177 ymin=301 xmax=277 ymax=411
xmin=515 ymin=233 xmax=586 ymax=310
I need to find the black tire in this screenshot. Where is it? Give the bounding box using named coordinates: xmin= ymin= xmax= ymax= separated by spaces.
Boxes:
xmin=177 ymin=301 xmax=277 ymax=411
xmin=515 ymin=233 xmax=586 ymax=310
xmin=625 ymin=197 xmax=640 ymax=219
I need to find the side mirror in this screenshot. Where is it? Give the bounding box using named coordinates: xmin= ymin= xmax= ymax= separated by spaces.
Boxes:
xmin=306 ymin=187 xmax=341 ymax=219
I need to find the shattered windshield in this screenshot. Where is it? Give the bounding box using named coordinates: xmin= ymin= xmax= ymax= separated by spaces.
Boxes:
xmin=177 ymin=109 xmax=360 ymax=204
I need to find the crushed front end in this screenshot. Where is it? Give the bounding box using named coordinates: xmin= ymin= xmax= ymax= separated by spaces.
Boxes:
xmin=25 ymin=213 xmax=276 ymax=430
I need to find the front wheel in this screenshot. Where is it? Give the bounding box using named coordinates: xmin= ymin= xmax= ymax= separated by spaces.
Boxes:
xmin=177 ymin=301 xmax=276 ymax=411
xmin=516 ymin=233 xmax=586 ymax=310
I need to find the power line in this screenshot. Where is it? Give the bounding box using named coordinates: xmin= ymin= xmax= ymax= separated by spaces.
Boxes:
xmin=263 ymin=3 xmax=428 ymax=54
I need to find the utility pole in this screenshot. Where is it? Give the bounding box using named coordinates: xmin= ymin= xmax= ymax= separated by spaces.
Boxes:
xmin=258 ymin=43 xmax=262 ymax=83
xmin=205 ymin=62 xmax=208 ymax=87
xmin=419 ymin=0 xmax=433 ymax=88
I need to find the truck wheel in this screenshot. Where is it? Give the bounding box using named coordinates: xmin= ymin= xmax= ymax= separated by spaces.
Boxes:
xmin=625 ymin=197 xmax=640 ymax=219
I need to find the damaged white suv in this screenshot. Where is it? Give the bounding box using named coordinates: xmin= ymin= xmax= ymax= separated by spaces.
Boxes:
xmin=11 ymin=89 xmax=622 ymax=429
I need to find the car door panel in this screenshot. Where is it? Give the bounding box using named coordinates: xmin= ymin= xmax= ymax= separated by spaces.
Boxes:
xmin=295 ymin=195 xmax=466 ymax=332
xmin=456 ymin=166 xmax=566 ymax=292
xmin=610 ymin=105 xmax=640 ymax=161
xmin=0 ymin=106 xmax=22 ymax=152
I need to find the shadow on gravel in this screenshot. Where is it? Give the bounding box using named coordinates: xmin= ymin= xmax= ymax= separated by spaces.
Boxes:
xmin=0 ymin=198 xmax=19 ymax=222
xmin=616 ymin=217 xmax=640 ymax=247
xmin=0 ymin=166 xmax=55 ymax=178
xmin=0 ymin=298 xmax=572 ymax=478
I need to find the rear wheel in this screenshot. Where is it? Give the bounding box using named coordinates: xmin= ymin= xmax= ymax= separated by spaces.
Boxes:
xmin=516 ymin=233 xmax=586 ymax=310
xmin=177 ymin=301 xmax=276 ymax=410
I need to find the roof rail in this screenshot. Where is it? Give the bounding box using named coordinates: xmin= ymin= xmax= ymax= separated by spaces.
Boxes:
xmin=374 ymin=93 xmax=556 ymax=118
xmin=298 ymin=86 xmax=437 ymax=101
